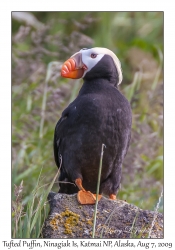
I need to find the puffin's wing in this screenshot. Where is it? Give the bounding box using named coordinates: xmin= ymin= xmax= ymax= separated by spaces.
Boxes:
xmin=125 ymin=130 xmax=131 ymax=158
xmin=53 ymin=113 xmax=68 ymax=168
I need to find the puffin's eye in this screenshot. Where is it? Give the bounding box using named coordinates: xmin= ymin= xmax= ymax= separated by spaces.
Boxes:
xmin=91 ymin=53 xmax=97 ymax=58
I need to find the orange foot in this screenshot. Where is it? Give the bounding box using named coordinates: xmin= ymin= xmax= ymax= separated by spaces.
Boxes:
xmin=75 ymin=178 xmax=102 ymax=205
xmin=109 ymin=194 xmax=116 ymax=200
xmin=77 ymin=190 xmax=102 ymax=205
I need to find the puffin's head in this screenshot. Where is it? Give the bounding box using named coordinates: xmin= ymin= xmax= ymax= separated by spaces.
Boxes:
xmin=61 ymin=47 xmax=123 ymax=85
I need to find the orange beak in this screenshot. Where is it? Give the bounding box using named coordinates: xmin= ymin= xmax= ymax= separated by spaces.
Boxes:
xmin=61 ymin=52 xmax=87 ymax=79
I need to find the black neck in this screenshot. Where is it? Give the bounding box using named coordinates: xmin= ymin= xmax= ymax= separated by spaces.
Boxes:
xmin=83 ymin=54 xmax=119 ymax=87
xmin=78 ymin=78 xmax=118 ymax=96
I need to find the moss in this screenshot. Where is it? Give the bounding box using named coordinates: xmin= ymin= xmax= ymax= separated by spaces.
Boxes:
xmin=49 ymin=209 xmax=81 ymax=235
xmin=87 ymin=219 xmax=93 ymax=226
xmin=49 ymin=213 xmax=62 ymax=231
xmin=61 ymin=209 xmax=80 ymax=235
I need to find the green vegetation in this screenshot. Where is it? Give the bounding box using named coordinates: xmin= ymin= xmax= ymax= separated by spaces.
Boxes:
xmin=12 ymin=12 xmax=163 ymax=238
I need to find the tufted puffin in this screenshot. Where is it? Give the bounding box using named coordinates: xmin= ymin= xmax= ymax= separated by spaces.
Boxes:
xmin=54 ymin=47 xmax=132 ymax=204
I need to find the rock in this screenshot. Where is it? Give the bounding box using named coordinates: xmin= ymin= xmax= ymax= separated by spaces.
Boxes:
xmin=42 ymin=192 xmax=163 ymax=239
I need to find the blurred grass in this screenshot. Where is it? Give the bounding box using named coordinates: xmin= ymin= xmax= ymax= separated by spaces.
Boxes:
xmin=12 ymin=11 xmax=163 ymax=237
xmin=12 ymin=168 xmax=59 ymax=238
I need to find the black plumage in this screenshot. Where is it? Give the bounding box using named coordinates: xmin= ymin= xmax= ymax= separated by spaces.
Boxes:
xmin=54 ymin=48 xmax=132 ymax=200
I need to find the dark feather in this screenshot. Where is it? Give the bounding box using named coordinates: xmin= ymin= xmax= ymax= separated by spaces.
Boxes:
xmin=53 ymin=54 xmax=132 ymax=195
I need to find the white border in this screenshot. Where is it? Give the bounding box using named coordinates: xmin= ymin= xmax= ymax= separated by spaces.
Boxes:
xmin=0 ymin=0 xmax=175 ymax=248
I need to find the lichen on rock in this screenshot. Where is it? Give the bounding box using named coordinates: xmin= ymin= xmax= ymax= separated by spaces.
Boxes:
xmin=42 ymin=192 xmax=163 ymax=239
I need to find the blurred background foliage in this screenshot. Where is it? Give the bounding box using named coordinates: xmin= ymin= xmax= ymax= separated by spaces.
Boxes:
xmin=12 ymin=11 xmax=163 ymax=227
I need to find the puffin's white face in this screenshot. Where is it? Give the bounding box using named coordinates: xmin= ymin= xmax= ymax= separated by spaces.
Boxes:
xmin=79 ymin=48 xmax=105 ymax=77
xmin=61 ymin=47 xmax=123 ymax=85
